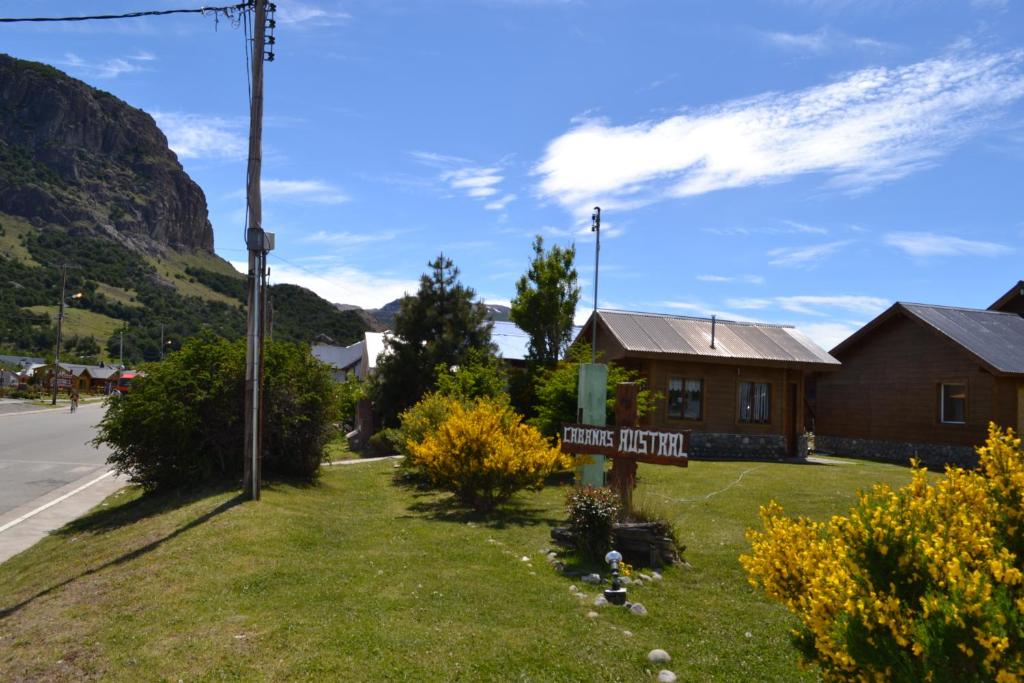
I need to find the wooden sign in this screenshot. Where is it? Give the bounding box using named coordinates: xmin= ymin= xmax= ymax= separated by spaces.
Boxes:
xmin=560 ymin=423 xmax=689 ymax=467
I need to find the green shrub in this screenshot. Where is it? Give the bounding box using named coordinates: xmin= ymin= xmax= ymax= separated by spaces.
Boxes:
xmin=565 ymin=486 xmax=622 ymax=560
xmin=93 ymin=334 xmax=339 ymax=491
xmin=407 ymin=398 xmax=571 ymax=512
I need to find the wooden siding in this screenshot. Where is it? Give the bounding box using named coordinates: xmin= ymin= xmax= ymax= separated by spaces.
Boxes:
xmin=816 ymin=313 xmax=1018 ymax=447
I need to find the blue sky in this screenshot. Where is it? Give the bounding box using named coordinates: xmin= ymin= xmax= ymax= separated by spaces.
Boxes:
xmin=4 ymin=0 xmax=1024 ymax=349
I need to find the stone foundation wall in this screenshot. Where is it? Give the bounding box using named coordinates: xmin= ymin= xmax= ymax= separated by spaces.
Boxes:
xmin=689 ymin=432 xmax=788 ymax=459
xmin=815 ymin=435 xmax=978 ymax=469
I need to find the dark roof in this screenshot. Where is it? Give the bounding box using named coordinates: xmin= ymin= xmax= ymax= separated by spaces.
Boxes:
xmin=833 ymin=302 xmax=1024 ymax=377
xmin=583 ymin=310 xmax=839 ymax=368
xmin=989 ymin=280 xmax=1024 ymax=312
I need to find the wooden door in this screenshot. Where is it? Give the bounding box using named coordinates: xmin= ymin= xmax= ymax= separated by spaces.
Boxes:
xmin=785 ymin=382 xmax=798 ymax=456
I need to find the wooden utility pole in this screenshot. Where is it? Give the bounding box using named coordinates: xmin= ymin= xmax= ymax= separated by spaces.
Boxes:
xmin=243 ymin=0 xmax=271 ymax=501
xmin=51 ymin=264 xmax=68 ymax=405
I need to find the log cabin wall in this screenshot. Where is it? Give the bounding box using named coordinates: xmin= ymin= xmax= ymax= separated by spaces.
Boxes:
xmin=816 ymin=313 xmax=1014 ymax=448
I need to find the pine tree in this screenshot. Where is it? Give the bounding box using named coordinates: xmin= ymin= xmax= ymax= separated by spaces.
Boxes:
xmin=372 ymin=253 xmax=494 ymax=427
xmin=510 ymin=236 xmax=580 ymax=366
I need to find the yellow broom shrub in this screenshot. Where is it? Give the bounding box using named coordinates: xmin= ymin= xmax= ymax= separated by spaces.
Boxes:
xmin=407 ymin=398 xmax=571 ymax=512
xmin=742 ymin=424 xmax=1024 ymax=682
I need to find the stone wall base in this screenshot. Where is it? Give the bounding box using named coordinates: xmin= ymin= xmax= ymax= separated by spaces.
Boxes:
xmin=689 ymin=432 xmax=789 ymax=459
xmin=815 ymin=435 xmax=978 ymax=469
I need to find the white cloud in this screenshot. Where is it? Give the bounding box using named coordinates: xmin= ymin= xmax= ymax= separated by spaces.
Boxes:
xmin=884 ymin=232 xmax=1013 ymax=257
xmin=726 ymin=294 xmax=889 ymax=317
xmin=697 ymin=274 xmax=765 ymax=284
xmin=413 ymin=152 xmax=515 ymax=208
xmin=277 ymin=2 xmax=352 ymax=26
xmin=232 ymin=261 xmax=417 ymax=310
xmin=535 ymin=51 xmax=1024 ymax=212
xmin=767 ymin=240 xmax=853 ymax=267
xmin=262 ymin=179 xmax=350 ymax=204
xmin=60 ymin=51 xmax=154 ymax=78
xmin=798 ymin=322 xmax=861 ymax=351
xmin=152 ymin=111 xmax=246 ymax=160
xmin=485 ymin=193 xmax=517 ymax=211
xmin=302 ymin=229 xmax=397 ymax=245
xmin=760 ymin=28 xmax=894 ymax=53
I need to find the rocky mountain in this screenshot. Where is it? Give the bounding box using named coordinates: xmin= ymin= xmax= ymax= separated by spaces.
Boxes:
xmin=0 ymin=55 xmax=370 ymax=362
xmin=340 ymin=298 xmax=512 ymax=330
xmin=0 ymin=54 xmax=212 ymax=252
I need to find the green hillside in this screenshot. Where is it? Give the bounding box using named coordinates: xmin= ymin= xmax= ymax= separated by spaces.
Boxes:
xmin=0 ymin=216 xmax=369 ymax=363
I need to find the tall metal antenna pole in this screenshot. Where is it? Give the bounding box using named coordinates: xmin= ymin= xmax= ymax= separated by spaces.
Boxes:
xmin=243 ymin=0 xmax=269 ymax=501
xmin=591 ymin=206 xmax=601 ymax=364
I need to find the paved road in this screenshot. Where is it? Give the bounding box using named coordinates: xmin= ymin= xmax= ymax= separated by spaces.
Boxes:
xmin=0 ymin=401 xmax=112 ymax=516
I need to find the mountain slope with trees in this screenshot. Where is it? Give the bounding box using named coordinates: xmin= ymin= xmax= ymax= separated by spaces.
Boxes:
xmin=0 ymin=55 xmax=370 ymax=362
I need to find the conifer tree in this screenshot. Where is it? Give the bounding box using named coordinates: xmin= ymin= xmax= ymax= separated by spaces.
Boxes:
xmin=372 ymin=253 xmax=494 ymax=426
xmin=510 ymin=236 xmax=580 ymax=366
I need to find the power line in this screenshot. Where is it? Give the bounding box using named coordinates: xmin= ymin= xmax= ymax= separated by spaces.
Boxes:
xmin=0 ymin=3 xmax=252 ymax=23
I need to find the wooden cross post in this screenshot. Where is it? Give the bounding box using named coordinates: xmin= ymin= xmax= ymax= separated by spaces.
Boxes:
xmin=610 ymin=382 xmax=639 ymax=512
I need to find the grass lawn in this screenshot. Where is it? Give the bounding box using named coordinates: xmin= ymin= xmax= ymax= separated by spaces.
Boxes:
xmin=0 ymin=456 xmax=924 ymax=681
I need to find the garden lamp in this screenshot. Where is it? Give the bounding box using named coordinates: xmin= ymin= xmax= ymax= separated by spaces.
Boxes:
xmin=604 ymin=549 xmax=627 ymax=605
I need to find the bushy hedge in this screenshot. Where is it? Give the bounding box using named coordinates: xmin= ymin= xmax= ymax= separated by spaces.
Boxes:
xmin=742 ymin=424 xmax=1024 ymax=682
xmin=565 ymin=486 xmax=622 ymax=561
xmin=94 ymin=334 xmax=339 ymax=491
xmin=406 ymin=398 xmax=571 ymax=512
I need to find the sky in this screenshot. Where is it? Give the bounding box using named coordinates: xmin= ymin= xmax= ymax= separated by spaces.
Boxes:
xmin=4 ymin=0 xmax=1024 ymax=350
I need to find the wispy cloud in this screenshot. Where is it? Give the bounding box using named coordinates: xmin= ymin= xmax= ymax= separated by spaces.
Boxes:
xmin=727 ymin=295 xmax=889 ymax=316
xmin=535 ymin=51 xmax=1024 ymax=213
xmin=697 ymin=274 xmax=765 ymax=284
xmin=412 ymin=152 xmax=516 ymax=209
xmin=302 ymin=229 xmax=397 ymax=245
xmin=760 ymin=28 xmax=895 ymax=53
xmin=703 ymin=221 xmax=827 ymax=237
xmin=485 ymin=193 xmax=517 ymax=211
xmin=884 ymin=232 xmax=1013 ymax=257
xmin=59 ymin=51 xmax=154 ymax=79
xmin=151 ymin=111 xmax=246 ymax=160
xmin=277 ymin=2 xmax=352 ymax=26
xmin=443 ymin=167 xmax=503 ymax=198
xmin=767 ymin=240 xmax=853 ymax=267
xmin=261 ymin=179 xmax=350 ymax=204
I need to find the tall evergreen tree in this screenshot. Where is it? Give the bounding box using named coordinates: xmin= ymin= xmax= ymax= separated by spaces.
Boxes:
xmin=372 ymin=253 xmax=494 ymax=427
xmin=510 ymin=236 xmax=581 ymax=366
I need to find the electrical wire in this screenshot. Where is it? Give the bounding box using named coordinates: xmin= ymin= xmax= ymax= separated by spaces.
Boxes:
xmin=0 ymin=3 xmax=252 ymax=23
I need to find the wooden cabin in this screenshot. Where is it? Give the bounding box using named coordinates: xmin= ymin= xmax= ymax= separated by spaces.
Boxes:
xmin=814 ymin=300 xmax=1024 ymax=468
xmin=576 ymin=310 xmax=840 ymax=458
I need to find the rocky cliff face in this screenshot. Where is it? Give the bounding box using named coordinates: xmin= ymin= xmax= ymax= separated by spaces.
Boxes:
xmin=0 ymin=54 xmax=214 ymax=252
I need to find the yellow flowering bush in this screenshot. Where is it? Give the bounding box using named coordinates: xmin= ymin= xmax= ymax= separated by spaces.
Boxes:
xmin=742 ymin=424 xmax=1024 ymax=682
xmin=407 ymin=398 xmax=572 ymax=512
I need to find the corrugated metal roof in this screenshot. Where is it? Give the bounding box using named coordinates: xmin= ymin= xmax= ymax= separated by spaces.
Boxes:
xmin=596 ymin=310 xmax=839 ymax=366
xmin=901 ymin=303 xmax=1024 ymax=375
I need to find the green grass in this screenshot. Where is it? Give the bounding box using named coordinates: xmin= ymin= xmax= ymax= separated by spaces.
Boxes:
xmin=143 ymin=250 xmax=244 ymax=307
xmin=94 ymin=283 xmax=143 ymax=309
xmin=0 ymin=457 xmax=925 ymax=681
xmin=23 ymin=306 xmax=122 ymax=358
xmin=0 ymin=212 xmax=40 ymax=265
xmin=323 ymin=432 xmax=361 ymax=462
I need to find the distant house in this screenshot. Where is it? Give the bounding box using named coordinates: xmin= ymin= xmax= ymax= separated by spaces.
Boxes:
xmin=815 ymin=298 xmax=1024 ymax=468
xmin=576 ymin=310 xmax=840 ymax=458
xmin=312 ymin=331 xmax=390 ymax=381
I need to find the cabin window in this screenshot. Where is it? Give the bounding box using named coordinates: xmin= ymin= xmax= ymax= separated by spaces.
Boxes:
xmin=668 ymin=377 xmax=703 ymax=420
xmin=739 ymin=381 xmax=771 ymax=424
xmin=941 ymin=383 xmax=967 ymax=424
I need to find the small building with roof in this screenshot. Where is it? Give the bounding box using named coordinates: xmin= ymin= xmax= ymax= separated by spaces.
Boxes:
xmin=576 ymin=309 xmax=840 ymax=458
xmin=814 ymin=296 xmax=1024 ymax=468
